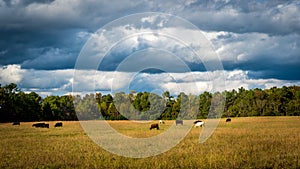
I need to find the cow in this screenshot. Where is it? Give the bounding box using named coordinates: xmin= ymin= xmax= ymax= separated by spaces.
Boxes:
xmin=32 ymin=123 xmax=44 ymax=127
xmin=226 ymin=118 xmax=231 ymax=122
xmin=44 ymin=124 xmax=49 ymax=128
xmin=193 ymin=120 xmax=202 ymax=124
xmin=176 ymin=120 xmax=183 ymax=125
xmin=194 ymin=121 xmax=205 ymax=127
xmin=54 ymin=122 xmax=63 ymax=127
xmin=150 ymin=123 xmax=159 ymax=130
xmin=12 ymin=122 xmax=20 ymax=125
xmin=32 ymin=122 xmax=49 ymax=128
xmin=159 ymin=120 xmax=165 ymax=124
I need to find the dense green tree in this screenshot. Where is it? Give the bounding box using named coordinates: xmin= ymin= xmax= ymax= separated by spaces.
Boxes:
xmin=17 ymin=92 xmax=42 ymax=121
xmin=41 ymin=101 xmax=52 ymax=120
xmin=59 ymin=95 xmax=77 ymax=120
xmin=0 ymin=83 xmax=19 ymax=122
xmin=0 ymin=84 xmax=41 ymax=122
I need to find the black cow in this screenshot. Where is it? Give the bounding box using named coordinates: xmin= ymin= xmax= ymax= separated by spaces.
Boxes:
xmin=32 ymin=122 xmax=49 ymax=128
xmin=32 ymin=123 xmax=44 ymax=127
xmin=226 ymin=118 xmax=231 ymax=122
xmin=12 ymin=122 xmax=20 ymax=125
xmin=193 ymin=120 xmax=202 ymax=124
xmin=44 ymin=124 xmax=49 ymax=128
xmin=176 ymin=120 xmax=183 ymax=125
xmin=150 ymin=123 xmax=159 ymax=130
xmin=54 ymin=122 xmax=63 ymax=127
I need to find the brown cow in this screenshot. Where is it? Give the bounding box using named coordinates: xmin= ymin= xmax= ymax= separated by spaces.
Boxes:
xmin=150 ymin=123 xmax=159 ymax=130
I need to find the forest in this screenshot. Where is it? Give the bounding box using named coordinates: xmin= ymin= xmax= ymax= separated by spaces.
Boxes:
xmin=0 ymin=83 xmax=299 ymax=122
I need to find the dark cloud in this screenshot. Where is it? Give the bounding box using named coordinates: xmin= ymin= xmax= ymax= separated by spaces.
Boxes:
xmin=223 ymin=61 xmax=300 ymax=80
xmin=2 ymin=0 xmax=54 ymax=6
xmin=0 ymin=29 xmax=83 ymax=69
xmin=183 ymin=1 xmax=300 ymax=35
xmin=21 ymin=47 xmax=77 ymax=70
xmin=248 ymin=67 xmax=300 ymax=81
xmin=1 ymin=0 xmax=298 ymax=34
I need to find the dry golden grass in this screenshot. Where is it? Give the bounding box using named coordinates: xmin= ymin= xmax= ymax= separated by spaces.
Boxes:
xmin=0 ymin=117 xmax=299 ymax=168
xmin=108 ymin=120 xmax=175 ymax=138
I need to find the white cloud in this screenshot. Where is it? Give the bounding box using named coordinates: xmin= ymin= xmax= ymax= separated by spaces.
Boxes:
xmin=1 ymin=65 xmax=299 ymax=96
xmin=0 ymin=64 xmax=24 ymax=84
xmin=78 ymin=26 xmax=300 ymax=75
xmin=141 ymin=16 xmax=156 ymax=24
xmin=21 ymin=69 xmax=74 ymax=89
xmin=73 ymin=69 xmax=135 ymax=93
xmin=25 ymin=0 xmax=79 ymax=24
xmin=79 ymin=22 xmax=221 ymax=73
xmin=204 ymin=31 xmax=300 ymax=64
xmin=81 ymin=19 xmax=299 ymax=75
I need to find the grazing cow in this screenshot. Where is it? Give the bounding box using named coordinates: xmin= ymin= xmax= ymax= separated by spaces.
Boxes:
xmin=32 ymin=122 xmax=49 ymax=128
xmin=54 ymin=122 xmax=63 ymax=127
xmin=44 ymin=124 xmax=49 ymax=128
xmin=12 ymin=122 xmax=20 ymax=125
xmin=32 ymin=123 xmax=44 ymax=127
xmin=176 ymin=120 xmax=183 ymax=125
xmin=194 ymin=121 xmax=205 ymax=127
xmin=150 ymin=123 xmax=159 ymax=130
xmin=159 ymin=120 xmax=165 ymax=124
xmin=193 ymin=120 xmax=202 ymax=124
xmin=226 ymin=118 xmax=231 ymax=122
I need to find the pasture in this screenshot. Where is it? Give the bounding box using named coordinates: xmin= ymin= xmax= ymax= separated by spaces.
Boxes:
xmin=0 ymin=117 xmax=299 ymax=168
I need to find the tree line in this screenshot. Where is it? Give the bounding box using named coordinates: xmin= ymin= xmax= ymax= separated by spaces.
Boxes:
xmin=0 ymin=83 xmax=299 ymax=122
xmin=0 ymin=83 xmax=76 ymax=122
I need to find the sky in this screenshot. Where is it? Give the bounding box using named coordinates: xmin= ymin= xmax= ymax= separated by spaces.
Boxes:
xmin=0 ymin=0 xmax=299 ymax=97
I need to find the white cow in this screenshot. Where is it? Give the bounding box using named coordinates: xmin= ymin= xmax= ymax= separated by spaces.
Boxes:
xmin=159 ymin=120 xmax=165 ymax=124
xmin=194 ymin=121 xmax=204 ymax=127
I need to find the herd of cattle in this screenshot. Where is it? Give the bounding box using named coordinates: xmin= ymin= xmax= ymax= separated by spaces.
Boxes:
xmin=12 ymin=121 xmax=63 ymax=128
xmin=150 ymin=119 xmax=204 ymax=130
xmin=150 ymin=118 xmax=231 ymax=130
xmin=12 ymin=118 xmax=232 ymax=130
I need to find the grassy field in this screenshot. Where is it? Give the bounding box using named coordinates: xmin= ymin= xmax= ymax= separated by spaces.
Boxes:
xmin=0 ymin=117 xmax=299 ymax=169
